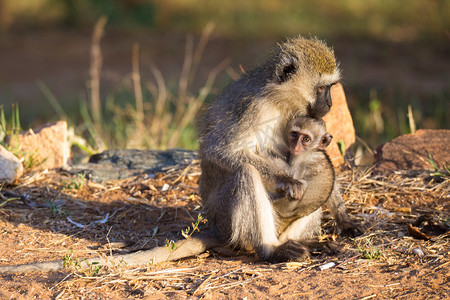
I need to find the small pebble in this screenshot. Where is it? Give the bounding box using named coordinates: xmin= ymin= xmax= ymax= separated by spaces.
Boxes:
xmin=412 ymin=248 xmax=424 ymax=258
xmin=161 ymin=183 xmax=170 ymax=191
xmin=319 ymin=262 xmax=336 ymax=270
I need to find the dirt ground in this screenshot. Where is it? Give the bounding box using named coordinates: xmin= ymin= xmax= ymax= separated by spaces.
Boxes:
xmin=0 ymin=163 xmax=448 ymax=299
xmin=1 ymin=28 xmax=449 ymax=299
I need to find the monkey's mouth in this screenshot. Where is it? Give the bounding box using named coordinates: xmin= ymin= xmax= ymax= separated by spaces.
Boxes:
xmin=307 ymin=102 xmax=330 ymax=118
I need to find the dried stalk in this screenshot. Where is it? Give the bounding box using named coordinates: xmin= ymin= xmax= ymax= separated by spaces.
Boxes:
xmin=89 ymin=16 xmax=107 ymax=128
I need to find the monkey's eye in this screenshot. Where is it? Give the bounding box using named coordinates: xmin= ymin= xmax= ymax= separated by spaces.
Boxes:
xmin=301 ymin=135 xmax=311 ymax=144
xmin=290 ymin=132 xmax=299 ymax=139
xmin=317 ymin=85 xmax=326 ymax=94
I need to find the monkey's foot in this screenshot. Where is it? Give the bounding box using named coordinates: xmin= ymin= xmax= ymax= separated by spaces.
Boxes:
xmin=307 ymin=241 xmax=341 ymax=255
xmin=267 ymin=240 xmax=309 ymax=263
xmin=335 ymin=217 xmax=364 ymax=238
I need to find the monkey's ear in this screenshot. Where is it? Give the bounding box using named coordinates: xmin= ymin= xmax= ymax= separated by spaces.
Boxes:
xmin=319 ymin=133 xmax=333 ymax=150
xmin=275 ymin=52 xmax=299 ymax=83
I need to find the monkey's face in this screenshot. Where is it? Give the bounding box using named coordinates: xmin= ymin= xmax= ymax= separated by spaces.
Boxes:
xmin=288 ymin=130 xmax=314 ymax=155
xmin=298 ymin=66 xmax=340 ymax=118
xmin=287 ymin=116 xmax=332 ymax=156
xmin=268 ymin=37 xmax=341 ymax=118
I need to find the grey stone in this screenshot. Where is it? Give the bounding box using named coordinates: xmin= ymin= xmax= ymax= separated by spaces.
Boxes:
xmin=69 ymin=148 xmax=198 ymax=182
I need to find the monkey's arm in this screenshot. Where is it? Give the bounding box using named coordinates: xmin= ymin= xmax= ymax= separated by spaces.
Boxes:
xmin=0 ymin=233 xmax=221 ymax=274
xmin=268 ymin=154 xmax=290 ymax=170
xmin=206 ymin=145 xmax=305 ymax=200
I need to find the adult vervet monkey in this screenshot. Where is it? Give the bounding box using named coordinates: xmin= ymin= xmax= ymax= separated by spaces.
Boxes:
xmin=199 ymin=36 xmax=359 ymax=262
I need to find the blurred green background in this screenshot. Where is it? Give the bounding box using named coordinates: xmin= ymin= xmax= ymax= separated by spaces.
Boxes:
xmin=0 ymin=0 xmax=449 ymax=161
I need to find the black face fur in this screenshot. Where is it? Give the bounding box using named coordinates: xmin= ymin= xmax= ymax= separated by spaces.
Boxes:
xmin=307 ymin=84 xmax=332 ymax=118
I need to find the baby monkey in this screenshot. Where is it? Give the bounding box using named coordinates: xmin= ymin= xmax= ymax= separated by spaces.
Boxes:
xmin=269 ymin=116 xmax=335 ymax=234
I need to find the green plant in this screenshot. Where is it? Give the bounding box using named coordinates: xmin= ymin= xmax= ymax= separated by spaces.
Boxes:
xmin=44 ymin=199 xmax=68 ymax=216
xmin=356 ymin=238 xmax=383 ymax=260
xmin=0 ymin=197 xmax=15 ymax=208
xmin=181 ymin=214 xmax=204 ymax=239
xmin=63 ymin=252 xmax=103 ymax=276
xmin=428 ymin=152 xmax=439 ymax=172
xmin=165 ymin=239 xmax=177 ymax=252
xmin=428 ymin=152 xmax=450 ymax=179
xmin=19 ymin=149 xmax=46 ymax=170
xmin=337 ymin=139 xmax=345 ymax=163
xmin=0 ymin=104 xmax=22 ymax=144
xmin=5 ymin=143 xmax=46 ymax=170
xmin=63 ymin=173 xmax=86 ymax=190
xmin=165 ymin=214 xmax=205 ymax=253
xmin=0 ymin=186 xmax=19 ymax=209
xmin=0 ymin=107 xmax=6 ymax=143
xmin=85 ymin=261 xmax=102 ymax=276
xmin=0 ymin=105 xmax=48 ymax=169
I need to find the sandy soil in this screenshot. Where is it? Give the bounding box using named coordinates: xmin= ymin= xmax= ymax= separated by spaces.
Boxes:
xmin=1 ymin=28 xmax=449 ymax=299
xmin=0 ymin=164 xmax=448 ymax=299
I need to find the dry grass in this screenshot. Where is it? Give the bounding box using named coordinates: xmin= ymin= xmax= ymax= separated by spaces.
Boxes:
xmin=78 ymin=20 xmax=230 ymax=152
xmin=0 ymin=164 xmax=448 ymax=298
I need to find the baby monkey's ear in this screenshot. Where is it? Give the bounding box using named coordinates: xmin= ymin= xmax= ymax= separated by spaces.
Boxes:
xmin=319 ymin=133 xmax=333 ymax=150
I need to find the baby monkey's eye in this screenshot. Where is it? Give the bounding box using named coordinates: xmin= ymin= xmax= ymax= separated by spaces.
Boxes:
xmin=290 ymin=132 xmax=299 ymax=139
xmin=301 ymin=135 xmax=311 ymax=144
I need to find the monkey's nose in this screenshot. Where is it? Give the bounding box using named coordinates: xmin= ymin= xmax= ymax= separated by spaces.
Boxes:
xmin=326 ymin=88 xmax=332 ymax=107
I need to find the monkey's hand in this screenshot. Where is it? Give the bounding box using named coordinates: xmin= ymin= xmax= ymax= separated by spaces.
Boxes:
xmin=275 ymin=176 xmax=306 ymax=201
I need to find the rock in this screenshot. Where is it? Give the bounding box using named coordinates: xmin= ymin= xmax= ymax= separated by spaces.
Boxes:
xmin=412 ymin=248 xmax=425 ymax=258
xmin=323 ymin=83 xmax=356 ymax=167
xmin=0 ymin=144 xmax=23 ymax=184
xmin=374 ymin=129 xmax=450 ymax=173
xmin=70 ymin=149 xmax=198 ymax=182
xmin=7 ymin=121 xmax=70 ymax=170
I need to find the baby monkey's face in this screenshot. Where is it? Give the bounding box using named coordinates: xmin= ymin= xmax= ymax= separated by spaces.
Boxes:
xmin=287 ymin=117 xmax=333 ymax=156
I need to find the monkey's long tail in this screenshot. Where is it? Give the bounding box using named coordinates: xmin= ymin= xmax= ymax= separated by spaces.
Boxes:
xmin=0 ymin=233 xmax=221 ymax=274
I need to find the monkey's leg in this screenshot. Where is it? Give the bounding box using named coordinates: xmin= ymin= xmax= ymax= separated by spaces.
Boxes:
xmin=278 ymin=208 xmax=322 ymax=243
xmin=274 ymin=208 xmax=340 ymax=260
xmin=327 ymin=182 xmax=363 ymax=237
xmin=266 ymin=209 xmax=323 ymax=263
xmin=220 ymin=164 xmax=310 ymax=262
xmin=223 ymin=164 xmax=281 ymax=258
